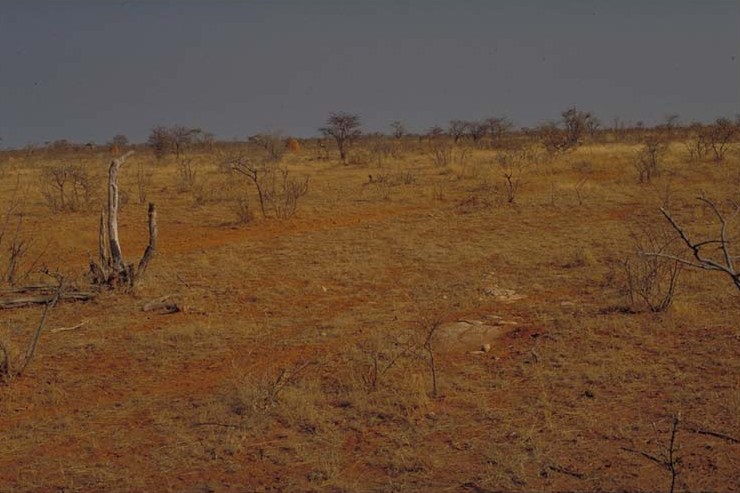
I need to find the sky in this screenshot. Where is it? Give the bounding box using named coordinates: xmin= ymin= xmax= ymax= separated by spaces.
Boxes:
xmin=0 ymin=0 xmax=739 ymax=147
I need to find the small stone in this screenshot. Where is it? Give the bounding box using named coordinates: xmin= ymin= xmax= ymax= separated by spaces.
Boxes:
xmin=482 ymin=343 xmax=492 ymax=352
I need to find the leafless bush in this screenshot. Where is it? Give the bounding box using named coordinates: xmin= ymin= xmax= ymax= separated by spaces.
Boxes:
xmin=176 ymin=158 xmax=198 ymax=192
xmin=635 ymin=138 xmax=668 ymax=183
xmin=266 ymin=168 xmax=309 ymax=219
xmin=538 ymin=107 xmax=595 ymax=153
xmin=428 ymin=139 xmax=453 ymax=167
xmin=1 ymin=190 xmax=41 ymax=286
xmin=646 ymin=197 xmax=740 ymax=295
xmin=684 ymin=128 xmax=709 ymax=162
xmin=136 ymin=161 xmax=154 ymax=204
xmin=497 ymin=151 xmax=528 ymax=204
xmin=367 ymin=134 xmax=398 ymax=166
xmin=248 ymin=132 xmax=286 ymax=162
xmin=227 ymin=152 xmax=308 ymax=219
xmin=356 ymin=331 xmax=414 ymax=392
xmin=40 ymin=163 xmax=92 ymax=212
xmin=703 ymin=118 xmax=737 ymax=162
xmin=624 ymin=226 xmax=682 ymax=312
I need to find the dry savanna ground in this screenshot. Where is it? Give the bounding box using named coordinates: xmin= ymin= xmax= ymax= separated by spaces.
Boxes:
xmin=1 ymin=137 xmax=739 ymax=492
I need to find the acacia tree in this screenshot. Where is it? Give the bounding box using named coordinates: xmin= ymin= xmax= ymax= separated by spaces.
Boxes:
xmin=147 ymin=125 xmax=204 ymax=159
xmin=539 ymin=107 xmax=594 ymax=152
xmin=320 ymin=112 xmax=362 ymax=163
xmin=109 ymin=134 xmax=129 ymax=149
xmin=466 ymin=121 xmax=489 ymax=144
xmin=448 ymin=120 xmax=470 ymax=144
xmin=485 ymin=117 xmax=512 ymax=144
xmin=702 ymin=118 xmax=737 ymax=162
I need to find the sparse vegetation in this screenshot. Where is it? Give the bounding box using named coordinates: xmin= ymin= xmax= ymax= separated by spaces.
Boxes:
xmin=1 ymin=116 xmax=739 ymax=493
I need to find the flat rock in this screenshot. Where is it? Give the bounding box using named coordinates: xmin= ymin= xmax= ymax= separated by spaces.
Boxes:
xmin=482 ymin=285 xmax=527 ymax=303
xmin=436 ymin=319 xmax=506 ymax=352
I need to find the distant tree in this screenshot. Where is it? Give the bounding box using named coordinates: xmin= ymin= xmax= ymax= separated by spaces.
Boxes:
xmin=702 ymin=118 xmax=737 ymax=162
xmin=484 ymin=117 xmax=512 ymax=147
xmin=539 ymin=107 xmax=594 ymax=152
xmin=110 ymin=134 xmax=129 ymax=148
xmin=171 ymin=126 xmax=202 ymax=158
xmin=466 ymin=121 xmax=489 ymax=144
xmin=561 ymin=107 xmax=593 ymax=148
xmin=147 ymin=125 xmax=203 ymax=159
xmin=448 ymin=120 xmax=470 ymax=144
xmin=390 ymin=120 xmax=407 ymax=139
xmin=47 ymin=139 xmax=74 ymax=153
xmin=320 ymin=112 xmax=362 ymax=163
xmin=148 ymin=126 xmax=172 ymax=159
xmin=248 ymin=131 xmax=286 ymax=162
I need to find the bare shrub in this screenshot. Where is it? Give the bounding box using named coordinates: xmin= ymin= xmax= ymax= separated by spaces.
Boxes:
xmin=1 ymin=187 xmax=41 ymax=285
xmin=623 ymin=226 xmax=682 ymax=312
xmin=227 ymin=152 xmax=308 ymax=220
xmin=136 ymin=161 xmax=154 ymax=204
xmin=646 ymin=197 xmax=740 ymax=294
xmin=40 ymin=163 xmax=92 ymax=213
xmin=428 ymin=138 xmax=453 ymax=167
xmin=248 ymin=132 xmax=286 ymax=162
xmin=538 ymin=107 xmax=594 ymax=153
xmin=635 ymin=138 xmax=668 ymax=183
xmin=176 ymin=158 xmax=197 ymax=192
xmin=355 ymin=330 xmax=414 ymax=392
xmin=684 ymin=125 xmax=710 ymax=162
xmin=497 ymin=150 xmax=528 ymax=204
xmin=703 ymin=118 xmax=737 ymax=162
xmin=367 ymin=134 xmax=396 ymax=167
xmin=265 ymin=168 xmax=309 ymax=219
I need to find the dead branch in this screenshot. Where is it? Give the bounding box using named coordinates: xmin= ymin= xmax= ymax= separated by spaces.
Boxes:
xmin=547 ymin=463 xmax=585 ymax=479
xmin=0 ymin=291 xmax=94 ymax=309
xmin=684 ymin=425 xmax=740 ymax=444
xmin=50 ymin=320 xmax=88 ymax=334
xmin=645 ymin=198 xmax=740 ymax=293
xmin=17 ymin=287 xmax=61 ymax=375
xmin=136 ymin=203 xmax=158 ymax=278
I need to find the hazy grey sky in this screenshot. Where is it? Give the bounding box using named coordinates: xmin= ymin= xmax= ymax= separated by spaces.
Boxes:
xmin=1 ymin=1 xmax=738 ymax=147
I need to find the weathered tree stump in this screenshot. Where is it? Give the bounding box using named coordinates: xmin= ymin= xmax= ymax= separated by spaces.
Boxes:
xmin=89 ymin=151 xmax=158 ymax=288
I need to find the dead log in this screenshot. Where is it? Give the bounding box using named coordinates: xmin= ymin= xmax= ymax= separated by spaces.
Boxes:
xmin=0 ymin=291 xmax=95 ymax=309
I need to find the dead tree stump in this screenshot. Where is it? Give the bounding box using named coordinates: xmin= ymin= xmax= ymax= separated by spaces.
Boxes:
xmin=90 ymin=151 xmax=158 ymax=288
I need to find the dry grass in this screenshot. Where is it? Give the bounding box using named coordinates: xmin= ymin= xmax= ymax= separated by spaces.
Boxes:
xmin=0 ymin=139 xmax=739 ymax=492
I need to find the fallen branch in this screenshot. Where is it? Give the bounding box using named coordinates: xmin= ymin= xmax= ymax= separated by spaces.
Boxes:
xmin=645 ymin=198 xmax=740 ymax=293
xmin=0 ymin=291 xmax=95 ymax=309
xmin=685 ymin=425 xmax=739 ymax=444
xmin=50 ymin=320 xmax=88 ymax=334
xmin=548 ymin=463 xmax=585 ymax=479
